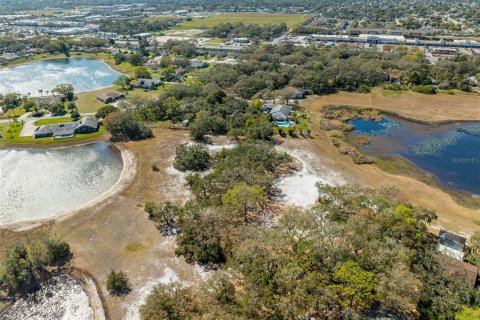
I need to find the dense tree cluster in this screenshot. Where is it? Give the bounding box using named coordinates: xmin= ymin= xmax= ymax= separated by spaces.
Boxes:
xmin=173 ymin=143 xmax=211 ymax=172
xmin=199 ymin=44 xmax=480 ymax=98
xmin=0 ymin=36 xmax=107 ymax=56
xmin=123 ymin=84 xmax=275 ymax=141
xmin=103 ymin=111 xmax=153 ymax=141
xmin=0 ymin=238 xmax=72 ymax=297
xmin=99 ymin=17 xmax=179 ymax=35
xmin=204 ymin=22 xmax=288 ymax=40
xmin=142 ymin=183 xmax=480 ymax=319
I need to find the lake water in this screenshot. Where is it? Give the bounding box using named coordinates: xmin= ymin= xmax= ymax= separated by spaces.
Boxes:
xmin=349 ymin=117 xmax=480 ymax=194
xmin=0 ymin=142 xmax=123 ymax=225
xmin=0 ymin=57 xmax=121 ymax=96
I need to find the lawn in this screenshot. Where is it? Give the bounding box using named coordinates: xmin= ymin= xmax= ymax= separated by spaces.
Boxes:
xmin=76 ymin=89 xmax=110 ymax=113
xmin=1 ymin=121 xmax=106 ymax=145
xmin=0 ymin=107 xmax=26 ymax=119
xmin=176 ymin=13 xmax=310 ymax=29
xmin=76 ymin=85 xmax=172 ymax=113
xmin=34 ymin=117 xmax=73 ymax=126
xmin=381 ymin=89 xmax=410 ymax=97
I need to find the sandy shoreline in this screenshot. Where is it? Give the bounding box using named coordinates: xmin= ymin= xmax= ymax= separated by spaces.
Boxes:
xmin=0 ymin=144 xmax=137 ymax=232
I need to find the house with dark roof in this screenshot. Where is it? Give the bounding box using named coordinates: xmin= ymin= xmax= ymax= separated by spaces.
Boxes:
xmin=437 ymin=230 xmax=467 ymax=261
xmin=190 ymin=60 xmax=209 ymax=69
xmin=33 ymin=117 xmax=99 ymax=139
xmin=96 ymin=92 xmax=125 ymax=104
xmin=262 ymin=104 xmax=293 ymax=122
xmin=173 ymin=67 xmax=186 ymax=79
xmin=134 ymin=78 xmax=163 ymax=89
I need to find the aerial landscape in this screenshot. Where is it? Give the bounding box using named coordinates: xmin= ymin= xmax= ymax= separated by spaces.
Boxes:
xmin=0 ymin=0 xmax=479 ymax=319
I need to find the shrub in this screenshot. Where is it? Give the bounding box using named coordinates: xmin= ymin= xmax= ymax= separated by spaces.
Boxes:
xmin=104 ymin=111 xmax=153 ymax=141
xmin=357 ymin=84 xmax=371 ymax=93
xmin=95 ymin=104 xmax=118 ymax=119
xmin=188 ymin=116 xmax=211 ymax=141
xmin=71 ymin=110 xmax=80 ymax=121
xmin=49 ymin=103 xmax=67 ymax=116
xmin=246 ymin=121 xmax=274 ymax=140
xmin=106 ymin=270 xmax=130 ymax=295
xmin=174 ymin=143 xmax=211 ymax=172
xmin=412 ymin=85 xmax=437 ymax=94
xmin=134 ymin=66 xmax=152 ymax=79
xmin=151 ymin=161 xmax=161 ymax=172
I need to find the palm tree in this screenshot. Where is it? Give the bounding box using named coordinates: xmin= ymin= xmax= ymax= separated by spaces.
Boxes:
xmin=38 ymin=89 xmax=43 ymax=96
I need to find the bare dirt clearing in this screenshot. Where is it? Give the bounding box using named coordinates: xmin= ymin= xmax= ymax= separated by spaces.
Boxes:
xmin=303 ymin=88 xmax=480 ymax=122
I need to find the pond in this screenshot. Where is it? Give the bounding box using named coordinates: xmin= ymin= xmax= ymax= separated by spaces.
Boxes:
xmin=0 ymin=57 xmax=121 ymax=96
xmin=0 ymin=142 xmax=123 ymax=225
xmin=348 ymin=117 xmax=480 ymax=194
xmin=0 ymin=274 xmax=94 ymax=320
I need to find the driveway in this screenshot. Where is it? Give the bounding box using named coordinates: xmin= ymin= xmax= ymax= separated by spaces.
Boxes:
xmin=8 ymin=112 xmax=96 ymax=137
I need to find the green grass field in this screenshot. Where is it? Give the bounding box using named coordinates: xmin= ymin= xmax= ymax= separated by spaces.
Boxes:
xmin=176 ymin=13 xmax=310 ymax=29
xmin=34 ymin=117 xmax=73 ymax=126
xmin=0 ymin=107 xmax=26 ymax=119
xmin=381 ymin=89 xmax=410 ymax=97
xmin=1 ymin=121 xmax=106 ymax=145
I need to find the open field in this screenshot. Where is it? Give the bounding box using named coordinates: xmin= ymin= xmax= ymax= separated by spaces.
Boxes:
xmin=0 ymin=122 xmax=106 ymax=145
xmin=76 ymin=89 xmax=112 ymax=113
xmin=303 ymin=87 xmax=480 ymax=122
xmin=176 ymin=13 xmax=310 ymax=29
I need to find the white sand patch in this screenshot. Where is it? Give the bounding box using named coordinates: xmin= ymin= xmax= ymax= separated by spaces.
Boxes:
xmin=194 ymin=264 xmax=213 ymax=282
xmin=124 ymin=267 xmax=180 ymax=320
xmin=276 ymin=145 xmax=345 ymax=208
xmin=0 ymin=274 xmax=93 ymax=320
xmin=205 ymin=142 xmax=236 ymax=153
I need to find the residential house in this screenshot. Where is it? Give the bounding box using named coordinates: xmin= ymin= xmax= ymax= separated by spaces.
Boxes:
xmin=96 ymin=92 xmax=125 ymax=104
xmin=134 ymin=78 xmax=163 ymax=89
xmin=33 ymin=117 xmax=98 ymax=139
xmin=278 ymin=87 xmax=307 ymax=99
xmin=437 ymin=230 xmax=466 ymax=261
xmin=263 ymin=104 xmax=293 ymax=122
xmin=190 ymin=60 xmax=209 ymax=69
xmin=173 ymin=67 xmax=186 ymax=80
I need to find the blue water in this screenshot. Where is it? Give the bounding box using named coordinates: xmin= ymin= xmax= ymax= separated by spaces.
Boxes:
xmin=0 ymin=142 xmax=123 ymax=225
xmin=0 ymin=58 xmax=121 ymax=96
xmin=349 ymin=117 xmax=399 ymax=135
xmin=349 ymin=117 xmax=480 ymax=194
